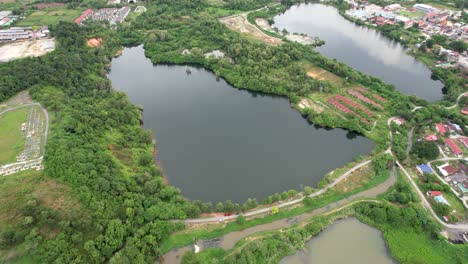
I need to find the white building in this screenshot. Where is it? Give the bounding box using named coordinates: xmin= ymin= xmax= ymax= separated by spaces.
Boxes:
xmin=414 ymin=4 xmax=437 ymax=13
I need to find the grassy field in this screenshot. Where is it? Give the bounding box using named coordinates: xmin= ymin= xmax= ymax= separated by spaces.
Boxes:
xmin=16 ymin=8 xmax=83 ymax=26
xmin=398 ymin=10 xmax=425 ymax=19
xmin=0 ymin=107 xmax=29 ymax=165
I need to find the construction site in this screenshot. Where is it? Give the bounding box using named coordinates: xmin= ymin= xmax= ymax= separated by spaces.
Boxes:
xmin=0 ymin=38 xmax=55 ymax=62
xmin=220 ymin=13 xmax=283 ymax=45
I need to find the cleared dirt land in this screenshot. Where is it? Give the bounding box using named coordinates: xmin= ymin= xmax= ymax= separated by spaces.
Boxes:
xmin=305 ymin=65 xmax=343 ymax=85
xmin=220 ymin=14 xmax=282 ymax=45
xmin=0 ymin=38 xmax=55 ymax=62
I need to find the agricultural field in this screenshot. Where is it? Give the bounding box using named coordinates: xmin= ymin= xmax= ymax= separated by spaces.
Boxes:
xmin=0 ymin=107 xmax=29 ymax=164
xmin=16 ymin=8 xmax=83 ymax=26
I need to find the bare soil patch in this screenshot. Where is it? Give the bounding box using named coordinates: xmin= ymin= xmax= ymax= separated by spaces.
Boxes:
xmin=0 ymin=39 xmax=55 ymax=62
xmin=221 ymin=14 xmax=282 ymax=45
xmin=297 ymin=98 xmax=324 ymax=113
xmin=87 ymin=38 xmax=103 ymax=47
xmin=306 ymin=65 xmax=343 ymax=85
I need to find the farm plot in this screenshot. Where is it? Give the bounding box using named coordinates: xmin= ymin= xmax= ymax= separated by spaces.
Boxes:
xmin=328 ymin=96 xmax=371 ymax=125
xmin=355 ymin=86 xmax=388 ymax=104
xmin=347 ymin=89 xmax=384 ymax=110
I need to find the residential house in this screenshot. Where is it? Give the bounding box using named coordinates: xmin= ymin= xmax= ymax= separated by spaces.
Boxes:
xmin=448 ymin=173 xmax=468 ymax=184
xmin=424 ymin=134 xmax=438 ymax=141
xmin=436 ymin=123 xmax=447 ymax=134
xmin=462 ymin=107 xmax=468 ymax=115
xmin=457 ymin=181 xmax=468 ymax=196
xmin=445 ymin=138 xmax=463 ymax=157
xmin=459 ymin=137 xmax=468 ymax=149
xmin=417 ymin=164 xmax=434 ymax=174
xmin=414 ymin=4 xmax=437 ymax=13
xmin=426 ymin=190 xmax=442 ymax=196
xmin=458 ymin=56 xmax=468 ymax=73
xmin=437 ymin=163 xmax=459 ymax=176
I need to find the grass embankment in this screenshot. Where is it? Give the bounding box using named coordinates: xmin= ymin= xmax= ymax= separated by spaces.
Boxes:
xmin=0 ymin=107 xmax=29 ymax=164
xmin=161 ymin=169 xmax=390 ymax=253
xmin=17 ymin=7 xmax=83 ymax=27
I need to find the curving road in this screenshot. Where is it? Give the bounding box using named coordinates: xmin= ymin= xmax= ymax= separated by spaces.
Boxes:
xmin=0 ymin=103 xmax=49 ymax=156
xmin=162 ymin=116 xmax=468 ymax=263
xmin=162 ymin=168 xmax=397 ymax=264
xmin=445 ymin=92 xmax=467 ymax=110
xmin=396 ymin=161 xmax=468 ymax=230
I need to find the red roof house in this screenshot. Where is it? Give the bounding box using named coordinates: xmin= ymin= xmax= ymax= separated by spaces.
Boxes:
xmin=424 ymin=134 xmax=438 ymax=141
xmin=427 ymin=191 xmax=442 ymax=197
xmin=436 ymin=123 xmax=447 ymax=134
xmin=445 ymin=139 xmax=462 ymax=156
xmin=462 ymin=107 xmax=468 ymax=115
xmin=74 ymin=9 xmax=93 ymax=24
xmin=459 ymin=137 xmax=468 ymax=148
xmin=441 ymin=165 xmax=459 ymax=176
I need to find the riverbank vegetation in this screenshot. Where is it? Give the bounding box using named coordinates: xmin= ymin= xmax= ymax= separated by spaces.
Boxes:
xmin=0 ymin=0 xmax=466 ymax=262
xmin=185 ymin=195 xmax=468 ymax=264
xmin=0 ymin=21 xmax=197 ymax=263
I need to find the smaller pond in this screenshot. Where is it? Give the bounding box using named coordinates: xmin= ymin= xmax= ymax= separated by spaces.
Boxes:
xmin=280 ymin=218 xmax=396 ymax=264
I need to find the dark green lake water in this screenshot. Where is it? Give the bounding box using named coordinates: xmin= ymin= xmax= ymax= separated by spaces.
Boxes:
xmin=273 ymin=4 xmax=444 ymax=101
xmin=108 ymin=46 xmax=374 ymax=203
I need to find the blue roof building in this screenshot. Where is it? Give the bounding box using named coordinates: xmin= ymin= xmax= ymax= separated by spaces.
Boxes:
xmin=416 ymin=164 xmax=433 ymax=174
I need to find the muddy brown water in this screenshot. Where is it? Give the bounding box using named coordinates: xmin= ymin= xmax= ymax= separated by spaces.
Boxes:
xmin=280 ymin=218 xmax=396 ymax=264
xmin=161 ymin=170 xmax=396 ymax=263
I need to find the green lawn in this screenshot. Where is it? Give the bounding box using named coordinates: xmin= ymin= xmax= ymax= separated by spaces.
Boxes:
xmin=16 ymin=8 xmax=83 ymax=26
xmin=398 ymin=10 xmax=425 ymax=19
xmin=0 ymin=107 xmax=29 ymax=164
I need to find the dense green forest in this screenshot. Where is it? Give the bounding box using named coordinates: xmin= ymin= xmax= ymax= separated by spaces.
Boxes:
xmin=0 ymin=0 xmax=467 ymax=262
xmin=0 ymin=21 xmax=201 ymax=263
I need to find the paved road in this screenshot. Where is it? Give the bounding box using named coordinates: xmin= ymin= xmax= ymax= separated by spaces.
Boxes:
xmin=182 ymin=158 xmax=373 ymax=224
xmin=0 ymin=102 xmax=49 ymax=156
xmin=162 ymin=168 xmax=397 ymax=264
xmin=428 ymin=157 xmax=468 ymax=209
xmin=445 ymin=92 xmax=467 ymax=110
xmin=396 ymin=161 xmax=468 ymax=231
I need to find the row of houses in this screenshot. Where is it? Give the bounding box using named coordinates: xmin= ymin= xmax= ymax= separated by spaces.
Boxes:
xmin=0 ymin=26 xmax=49 ymax=41
xmin=0 ymin=157 xmax=43 ymax=176
xmin=418 ymin=162 xmax=468 ymax=196
xmin=346 ymin=2 xmax=467 ymax=41
xmin=74 ymin=7 xmax=131 ymax=25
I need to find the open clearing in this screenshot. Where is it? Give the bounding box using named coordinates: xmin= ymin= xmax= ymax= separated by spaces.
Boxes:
xmin=333 ymin=164 xmax=373 ymax=193
xmin=16 ymin=8 xmax=82 ymax=26
xmin=305 ymin=65 xmax=343 ymax=85
xmin=0 ymin=107 xmax=29 ymax=164
xmin=220 ymin=14 xmax=283 ymax=45
xmin=297 ymin=98 xmax=324 ymax=113
xmin=0 ymin=38 xmax=55 ymax=62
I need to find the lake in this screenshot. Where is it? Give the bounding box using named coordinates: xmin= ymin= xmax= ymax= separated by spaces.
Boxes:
xmin=280 ymin=218 xmax=396 ymax=264
xmin=108 ymin=46 xmax=374 ymax=203
xmin=273 ymin=3 xmax=444 ymax=101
